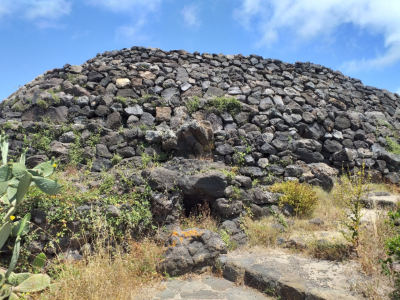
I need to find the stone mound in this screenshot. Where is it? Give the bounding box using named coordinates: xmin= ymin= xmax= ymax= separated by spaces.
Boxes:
xmin=2 ymin=46 xmax=400 ymax=185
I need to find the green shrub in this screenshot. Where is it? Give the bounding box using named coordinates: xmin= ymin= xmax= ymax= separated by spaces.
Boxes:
xmin=334 ymin=165 xmax=371 ymax=249
xmin=115 ymin=95 xmax=127 ymax=106
xmin=48 ymin=89 xmax=60 ymax=104
xmin=111 ymin=153 xmax=123 ymax=165
xmin=381 ymin=206 xmax=400 ymax=298
xmin=219 ymin=229 xmax=238 ymax=251
xmin=67 ymin=74 xmax=78 ymax=84
xmin=386 ymin=137 xmax=400 ymax=155
xmin=37 ymin=99 xmax=48 ymax=110
xmin=206 ymin=96 xmax=241 ymax=116
xmin=185 ymin=96 xmax=200 ymax=114
xmin=269 ymin=181 xmax=318 ymax=217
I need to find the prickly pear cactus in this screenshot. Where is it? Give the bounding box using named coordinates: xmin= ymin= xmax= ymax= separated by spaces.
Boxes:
xmin=0 ymin=132 xmax=60 ymax=298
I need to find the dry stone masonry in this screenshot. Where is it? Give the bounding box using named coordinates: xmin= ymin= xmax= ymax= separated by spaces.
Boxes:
xmin=2 ymin=46 xmax=400 ymax=220
xmin=2 ymin=46 xmax=400 ymax=185
xmin=2 ymin=47 xmax=400 ymax=282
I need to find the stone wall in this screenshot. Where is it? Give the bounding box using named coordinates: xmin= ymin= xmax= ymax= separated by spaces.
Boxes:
xmin=1 ymin=46 xmax=400 ymax=184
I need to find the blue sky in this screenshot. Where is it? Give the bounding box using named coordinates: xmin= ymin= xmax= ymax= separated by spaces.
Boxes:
xmin=1 ymin=0 xmax=399 ymax=101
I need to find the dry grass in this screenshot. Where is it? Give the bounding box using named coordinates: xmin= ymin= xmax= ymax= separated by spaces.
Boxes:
xmin=180 ymin=202 xmax=219 ymax=232
xmin=358 ymin=210 xmax=397 ymax=276
xmin=63 ymin=164 xmax=81 ymax=178
xmin=312 ymin=186 xmax=342 ymax=224
xmin=40 ymin=239 xmax=164 ymax=300
xmin=382 ymin=180 xmax=400 ymax=194
xmin=241 ymin=216 xmax=280 ymax=247
xmin=307 ymin=239 xmax=351 ymax=261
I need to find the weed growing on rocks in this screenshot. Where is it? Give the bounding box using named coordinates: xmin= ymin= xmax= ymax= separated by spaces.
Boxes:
xmin=180 ymin=202 xmax=218 ymax=233
xmin=111 ymin=153 xmax=123 ymax=165
xmin=241 ymin=216 xmax=280 ymax=248
xmin=334 ymin=166 xmax=371 ymax=250
xmin=206 ymin=96 xmax=241 ymax=116
xmin=269 ymin=181 xmax=318 ymax=218
xmin=219 ymin=229 xmax=238 ymax=251
xmin=380 ymin=206 xmax=400 ymax=298
xmin=386 ymin=137 xmax=400 ymax=155
xmin=185 ymin=96 xmax=200 ymax=114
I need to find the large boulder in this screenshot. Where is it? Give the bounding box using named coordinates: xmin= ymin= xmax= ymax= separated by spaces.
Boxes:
xmin=176 ymin=120 xmax=214 ymax=155
xmin=158 ymin=227 xmax=227 ymax=276
xmin=179 ymin=171 xmax=228 ymax=200
xmin=143 ymin=167 xmax=180 ymax=192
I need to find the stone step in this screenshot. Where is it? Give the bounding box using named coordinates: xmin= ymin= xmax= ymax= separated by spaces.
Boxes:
xmin=361 ymin=191 xmax=399 ymax=209
xmin=218 ymin=248 xmax=376 ymax=300
xmin=152 ymin=275 xmax=272 ymax=300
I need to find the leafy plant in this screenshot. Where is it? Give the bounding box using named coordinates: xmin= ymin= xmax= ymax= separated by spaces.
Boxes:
xmin=115 ymin=95 xmax=127 ymax=106
xmin=185 ymin=96 xmax=200 ymax=114
xmin=219 ymin=229 xmax=238 ymax=251
xmin=334 ymin=165 xmax=371 ymax=251
xmin=68 ymin=131 xmax=84 ymax=166
xmin=0 ymin=133 xmax=60 ymax=298
xmin=206 ymin=96 xmax=241 ymax=116
xmin=229 ymin=186 xmax=242 ymax=201
xmin=111 ymin=153 xmax=123 ymax=166
xmin=381 ymin=205 xmax=400 ymax=298
xmin=36 ymin=99 xmax=48 ymax=110
xmin=269 ymin=180 xmax=318 ymax=217
xmin=386 ymin=137 xmax=400 ymax=155
xmin=47 ymin=89 xmax=60 ymax=105
xmin=67 ymin=74 xmax=78 ymax=85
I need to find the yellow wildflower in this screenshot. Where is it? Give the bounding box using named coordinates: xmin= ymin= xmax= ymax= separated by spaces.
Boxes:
xmin=53 ymin=163 xmax=57 ymax=168
xmin=10 ymin=216 xmax=15 ymax=221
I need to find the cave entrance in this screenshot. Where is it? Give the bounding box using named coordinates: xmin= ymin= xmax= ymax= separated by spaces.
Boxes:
xmin=182 ymin=194 xmax=213 ymax=218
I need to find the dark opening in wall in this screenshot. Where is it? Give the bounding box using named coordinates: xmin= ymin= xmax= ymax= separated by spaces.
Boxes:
xmin=182 ymin=194 xmax=210 ymax=217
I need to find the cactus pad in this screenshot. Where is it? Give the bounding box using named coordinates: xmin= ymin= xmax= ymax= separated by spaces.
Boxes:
xmin=7 ymin=273 xmax=31 ymax=286
xmin=0 ymin=222 xmax=12 ymax=249
xmin=32 ymin=177 xmax=61 ymax=195
xmin=11 ymin=163 xmax=27 ymax=179
xmin=13 ymin=274 xmax=51 ymax=293
xmin=0 ymin=164 xmax=11 ymax=182
xmin=34 ymin=159 xmax=56 ymax=177
xmin=16 ymin=172 xmax=32 ymax=205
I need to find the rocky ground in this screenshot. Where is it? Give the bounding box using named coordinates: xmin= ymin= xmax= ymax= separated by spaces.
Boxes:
xmin=151 ymin=275 xmax=271 ymax=300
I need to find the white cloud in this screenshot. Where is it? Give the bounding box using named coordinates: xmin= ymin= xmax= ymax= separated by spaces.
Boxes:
xmin=0 ymin=0 xmax=71 ymax=25
xmin=85 ymin=0 xmax=164 ymax=43
xmin=115 ymin=19 xmax=149 ymax=41
xmin=234 ymin=0 xmax=400 ymax=71
xmin=84 ymin=0 xmax=162 ymax=13
xmin=24 ymin=0 xmax=72 ymax=20
xmin=181 ymin=4 xmax=201 ymax=28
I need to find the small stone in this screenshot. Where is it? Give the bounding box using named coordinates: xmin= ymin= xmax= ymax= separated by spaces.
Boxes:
xmin=277 ymin=237 xmax=286 ymax=245
xmin=116 ymin=78 xmax=131 ymax=89
xmin=106 ymin=205 xmax=120 ymax=217
xmin=272 ymin=223 xmax=286 ymax=232
xmin=309 ymin=218 xmax=324 ymax=225
xmin=124 ymin=104 xmax=143 ymax=116
xmin=257 ymin=158 xmax=269 ymax=168
xmin=156 ymin=107 xmax=172 ymax=122
xmin=31 ymin=209 xmax=47 ymax=224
